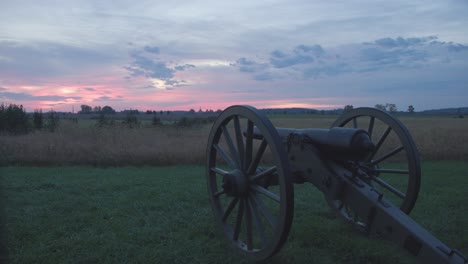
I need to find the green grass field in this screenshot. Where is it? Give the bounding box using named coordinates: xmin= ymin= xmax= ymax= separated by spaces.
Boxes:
xmin=2 ymin=162 xmax=467 ymax=263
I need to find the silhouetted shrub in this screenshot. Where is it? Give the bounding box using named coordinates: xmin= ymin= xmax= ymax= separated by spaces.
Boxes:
xmin=96 ymin=114 xmax=115 ymax=127
xmin=122 ymin=113 xmax=139 ymax=128
xmin=45 ymin=110 xmax=60 ymax=132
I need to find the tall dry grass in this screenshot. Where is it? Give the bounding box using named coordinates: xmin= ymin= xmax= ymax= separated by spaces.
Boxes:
xmin=0 ymin=121 xmax=210 ymax=166
xmin=0 ymin=115 xmax=467 ymax=166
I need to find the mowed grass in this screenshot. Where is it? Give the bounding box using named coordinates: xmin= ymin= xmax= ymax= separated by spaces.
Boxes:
xmin=2 ymin=162 xmax=467 ymax=263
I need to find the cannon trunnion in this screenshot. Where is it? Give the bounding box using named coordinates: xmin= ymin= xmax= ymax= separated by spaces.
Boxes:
xmin=205 ymin=105 xmax=467 ymax=263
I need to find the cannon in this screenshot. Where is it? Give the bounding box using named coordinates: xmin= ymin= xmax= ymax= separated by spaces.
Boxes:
xmin=205 ymin=105 xmax=467 ymax=263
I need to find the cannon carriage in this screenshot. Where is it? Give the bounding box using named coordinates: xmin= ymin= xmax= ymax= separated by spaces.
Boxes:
xmin=205 ymin=105 xmax=466 ymax=263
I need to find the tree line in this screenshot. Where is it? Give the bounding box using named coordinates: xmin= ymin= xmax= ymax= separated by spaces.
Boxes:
xmin=344 ymin=103 xmax=415 ymax=113
xmin=0 ymin=103 xmax=59 ymax=134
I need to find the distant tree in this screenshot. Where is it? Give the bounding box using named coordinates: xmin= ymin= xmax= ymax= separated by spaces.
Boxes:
xmin=93 ymin=106 xmax=102 ymax=113
xmin=80 ymin=104 xmax=92 ymax=114
xmin=408 ymin=105 xmax=415 ymax=113
xmin=375 ymin=104 xmax=386 ymax=111
xmin=101 ymin=106 xmax=116 ymax=114
xmin=0 ymin=103 xmax=29 ymax=134
xmin=33 ymin=109 xmax=44 ymax=130
xmin=386 ymin=103 xmax=397 ymax=113
xmin=189 ymin=109 xmax=195 ymax=114
xmin=344 ymin=105 xmax=354 ymax=113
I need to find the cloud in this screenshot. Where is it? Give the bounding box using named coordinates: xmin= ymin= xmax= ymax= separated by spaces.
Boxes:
xmin=84 ymin=87 xmax=96 ymax=91
xmin=0 ymin=41 xmax=120 ymax=79
xmin=128 ymin=54 xmax=175 ymax=79
xmin=269 ymin=45 xmax=324 ymax=68
xmin=124 ymin=47 xmax=197 ymax=90
xmin=144 ymin=46 xmax=160 ymax=54
xmin=94 ymin=96 xmax=124 ymax=101
xmin=234 ymin=57 xmax=266 ymax=73
xmin=233 ymin=36 xmax=468 ymax=81
xmin=303 ymin=63 xmax=352 ymax=78
xmin=359 ymin=47 xmax=427 ymax=68
xmin=174 ymin=64 xmax=195 ymax=71
xmin=372 ymin=36 xmax=437 ymax=48
xmin=294 ymin=45 xmax=325 ymax=57
xmin=0 ymin=90 xmax=81 ymax=101
xmin=447 ymin=43 xmax=468 ymax=52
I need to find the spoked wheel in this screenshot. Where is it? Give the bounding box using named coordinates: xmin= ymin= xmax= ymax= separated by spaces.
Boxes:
xmin=206 ymin=105 xmax=294 ymax=261
xmin=330 ymin=107 xmax=421 ymax=229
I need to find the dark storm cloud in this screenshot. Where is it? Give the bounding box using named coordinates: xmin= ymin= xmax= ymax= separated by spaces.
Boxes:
xmin=0 ymin=90 xmax=81 ymax=101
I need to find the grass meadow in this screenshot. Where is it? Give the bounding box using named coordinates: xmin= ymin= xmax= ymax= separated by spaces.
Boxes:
xmin=1 ymin=162 xmax=467 ymax=263
xmin=1 ymin=114 xmax=467 ymax=263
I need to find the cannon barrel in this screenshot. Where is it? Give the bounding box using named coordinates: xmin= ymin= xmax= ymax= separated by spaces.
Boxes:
xmin=250 ymin=126 xmax=375 ymax=161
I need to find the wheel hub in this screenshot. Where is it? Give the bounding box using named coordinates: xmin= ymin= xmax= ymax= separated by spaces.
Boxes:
xmin=222 ymin=169 xmax=248 ymax=197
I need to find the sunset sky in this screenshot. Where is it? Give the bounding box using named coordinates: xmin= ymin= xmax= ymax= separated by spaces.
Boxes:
xmin=1 ymin=1 xmax=467 ymax=112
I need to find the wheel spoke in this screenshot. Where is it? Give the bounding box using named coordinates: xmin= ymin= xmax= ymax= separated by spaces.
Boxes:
xmin=222 ymin=198 xmax=239 ymax=221
xmin=251 ymin=184 xmax=280 ymax=203
xmin=371 ymin=176 xmax=406 ymax=199
xmin=233 ymin=197 xmax=245 ymax=241
xmin=374 ymin=168 xmax=409 ymax=175
xmin=251 ymin=192 xmax=277 ymax=228
xmin=211 ymin=167 xmax=229 ymax=176
xmin=245 ymin=197 xmax=253 ymax=250
xmin=222 ymin=125 xmax=241 ymax=168
xmin=369 ymin=126 xmax=392 ymax=161
xmin=250 ymin=166 xmax=277 ymax=183
xmin=234 ymin=116 xmax=245 ymax=170
xmin=245 ymin=120 xmax=254 ymax=171
xmin=371 ymin=145 xmax=404 ymax=165
xmin=248 ymin=195 xmax=267 ymax=247
xmin=368 ymin=116 xmax=375 ymax=140
xmin=214 ymin=144 xmax=237 ymax=169
xmin=247 ymin=139 xmax=268 ymax=175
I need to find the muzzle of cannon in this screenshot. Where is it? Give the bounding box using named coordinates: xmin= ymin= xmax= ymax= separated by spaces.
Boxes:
xmin=205 ymin=105 xmax=467 ymax=263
